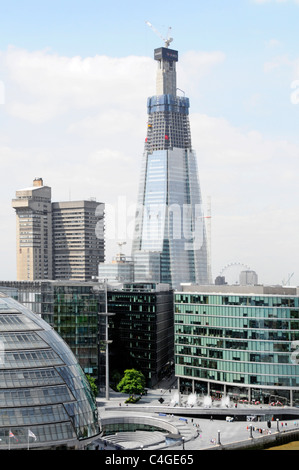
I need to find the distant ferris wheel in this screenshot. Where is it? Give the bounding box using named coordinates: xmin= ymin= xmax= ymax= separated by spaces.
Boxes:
xmin=219 ymin=262 xmax=251 ymax=285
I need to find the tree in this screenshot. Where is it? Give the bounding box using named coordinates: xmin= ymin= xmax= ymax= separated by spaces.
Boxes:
xmin=86 ymin=374 xmax=98 ymax=398
xmin=116 ymin=369 xmax=146 ymax=397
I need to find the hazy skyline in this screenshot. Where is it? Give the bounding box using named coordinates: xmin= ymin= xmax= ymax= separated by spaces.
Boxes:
xmin=0 ymin=0 xmax=299 ymax=285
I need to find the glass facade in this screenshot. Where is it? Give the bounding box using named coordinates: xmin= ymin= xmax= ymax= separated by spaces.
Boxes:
xmin=107 ymin=283 xmax=174 ymax=387
xmin=0 ymin=293 xmax=100 ymax=449
xmin=133 ymin=251 xmax=161 ymax=283
xmin=132 ymin=47 xmax=210 ymax=289
xmin=174 ymin=289 xmax=299 ymax=405
xmin=98 ymin=255 xmax=134 ymax=283
xmin=53 ymin=284 xmax=100 ymax=376
xmin=0 ymin=281 xmax=101 ymax=378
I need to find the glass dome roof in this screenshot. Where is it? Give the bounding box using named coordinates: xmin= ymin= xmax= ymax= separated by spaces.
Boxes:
xmin=0 ymin=293 xmax=100 ymax=449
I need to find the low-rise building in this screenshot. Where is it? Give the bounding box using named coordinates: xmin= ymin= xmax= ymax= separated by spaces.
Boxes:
xmin=175 ymin=284 xmax=299 ymax=406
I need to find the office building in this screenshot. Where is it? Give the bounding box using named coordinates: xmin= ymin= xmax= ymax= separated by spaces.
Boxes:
xmin=239 ymin=270 xmax=258 ymax=286
xmin=0 ymin=292 xmax=100 ymax=449
xmin=131 ymin=45 xmax=210 ymax=289
xmin=174 ymin=284 xmax=299 ymax=406
xmin=12 ymin=179 xmax=105 ymax=282
xmin=107 ymin=282 xmax=174 ymax=387
xmin=98 ymin=252 xmax=134 ymax=283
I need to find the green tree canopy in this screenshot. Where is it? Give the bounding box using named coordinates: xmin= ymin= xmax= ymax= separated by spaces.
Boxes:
xmin=86 ymin=374 xmax=98 ymax=398
xmin=116 ymin=369 xmax=146 ymax=396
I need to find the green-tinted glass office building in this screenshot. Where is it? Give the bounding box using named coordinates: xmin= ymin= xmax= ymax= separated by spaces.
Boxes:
xmin=0 ymin=281 xmax=101 ymax=377
xmin=175 ymin=285 xmax=299 ymax=406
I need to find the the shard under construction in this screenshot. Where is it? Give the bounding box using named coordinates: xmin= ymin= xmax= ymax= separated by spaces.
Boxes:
xmin=132 ymin=40 xmax=211 ymax=289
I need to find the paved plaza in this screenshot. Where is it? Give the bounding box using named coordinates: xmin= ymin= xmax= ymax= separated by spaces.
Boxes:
xmin=96 ymin=380 xmax=299 ymax=451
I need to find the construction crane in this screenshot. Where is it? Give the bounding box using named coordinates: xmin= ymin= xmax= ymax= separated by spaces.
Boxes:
xmin=115 ymin=241 xmax=127 ymax=263
xmin=117 ymin=241 xmax=126 ymax=252
xmin=282 ymin=272 xmax=294 ymax=286
xmin=145 ymin=21 xmax=173 ymax=48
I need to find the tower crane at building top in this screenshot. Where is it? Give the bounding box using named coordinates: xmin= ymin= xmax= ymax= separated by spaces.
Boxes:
xmin=145 ymin=21 xmax=173 ymax=48
xmin=115 ymin=241 xmax=127 ymax=263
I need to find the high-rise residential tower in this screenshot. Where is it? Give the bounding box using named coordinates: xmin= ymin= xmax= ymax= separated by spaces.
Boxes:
xmin=52 ymin=200 xmax=104 ymax=281
xmin=12 ymin=178 xmax=53 ymax=280
xmin=12 ymin=179 xmax=105 ymax=282
xmin=132 ymin=45 xmax=211 ymax=289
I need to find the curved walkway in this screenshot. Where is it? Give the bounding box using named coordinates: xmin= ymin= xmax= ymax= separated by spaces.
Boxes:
xmin=96 ymin=388 xmax=299 ymax=451
xmin=98 ymin=409 xmax=199 ymax=450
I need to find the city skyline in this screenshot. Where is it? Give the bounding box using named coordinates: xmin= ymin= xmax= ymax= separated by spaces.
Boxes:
xmin=0 ymin=0 xmax=299 ymax=285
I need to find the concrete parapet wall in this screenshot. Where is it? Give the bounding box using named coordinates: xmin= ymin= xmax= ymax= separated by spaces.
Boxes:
xmin=208 ymin=429 xmax=299 ymax=451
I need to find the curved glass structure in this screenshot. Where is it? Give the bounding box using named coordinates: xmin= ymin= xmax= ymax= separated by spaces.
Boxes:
xmin=175 ymin=287 xmax=299 ymax=406
xmin=0 ymin=293 xmax=100 ymax=449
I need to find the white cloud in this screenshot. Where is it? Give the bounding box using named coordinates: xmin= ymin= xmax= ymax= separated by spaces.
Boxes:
xmin=2 ymin=47 xmax=156 ymax=123
xmin=265 ymin=38 xmax=282 ymax=48
xmin=264 ymin=54 xmax=292 ymax=73
xmin=178 ymin=50 xmax=226 ymax=96
xmin=1 ymin=47 xmax=226 ymax=124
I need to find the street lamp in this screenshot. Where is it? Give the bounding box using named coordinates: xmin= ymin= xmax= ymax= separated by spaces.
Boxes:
xmin=97 ymin=279 xmax=115 ymax=401
xmin=98 ymin=311 xmax=115 ymax=400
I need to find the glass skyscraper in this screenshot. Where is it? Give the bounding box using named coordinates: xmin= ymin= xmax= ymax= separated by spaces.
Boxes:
xmin=132 ymin=45 xmax=210 ymax=289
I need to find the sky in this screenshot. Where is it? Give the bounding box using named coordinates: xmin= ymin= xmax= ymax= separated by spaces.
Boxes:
xmin=0 ymin=0 xmax=299 ymax=286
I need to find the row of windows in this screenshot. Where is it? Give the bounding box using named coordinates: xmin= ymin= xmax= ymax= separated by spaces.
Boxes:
xmin=0 ymin=368 xmax=64 ymax=389
xmin=175 ymin=314 xmax=299 ymax=330
xmin=176 ymin=355 xmax=299 ymax=376
xmin=175 ymin=305 xmax=299 ymax=318
xmin=2 ymin=349 xmax=64 ymax=370
xmin=175 ymin=346 xmax=294 ymax=364
xmin=175 ymin=295 xmax=299 ymax=307
xmin=175 ymin=335 xmax=291 ymax=352
xmin=0 ymin=422 xmax=76 ymax=446
xmin=0 ymin=315 xmax=41 ymax=332
xmin=0 ymin=332 xmax=48 ymax=350
xmin=175 ymin=325 xmax=299 ymax=341
xmin=0 ymin=385 xmax=75 ymax=407
xmin=0 ymin=404 xmax=69 ymax=426
xmin=175 ymin=364 xmax=299 ymax=387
